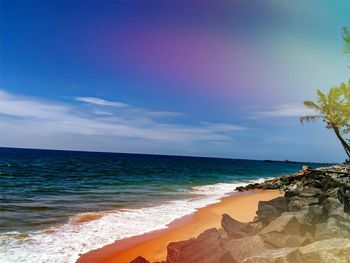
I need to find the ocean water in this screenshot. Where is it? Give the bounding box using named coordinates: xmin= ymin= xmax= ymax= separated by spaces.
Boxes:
xmin=0 ymin=147 xmax=324 ymax=263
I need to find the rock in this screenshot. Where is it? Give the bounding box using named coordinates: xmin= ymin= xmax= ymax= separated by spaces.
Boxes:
xmin=302 ymin=166 xmax=311 ymax=172
xmin=256 ymin=204 xmax=281 ymax=224
xmin=241 ymin=247 xmax=298 ymax=263
xmin=287 ymin=196 xmax=311 ymax=211
xmin=255 ymin=197 xmax=288 ymax=224
xmin=223 ymin=235 xmax=268 ymax=262
xmin=260 ymin=214 xmax=305 ymax=236
xmin=218 ymin=252 xmax=237 ymax=263
xmin=167 ymin=239 xmax=194 ymax=263
xmin=328 ymin=206 xmax=350 ymax=221
xmin=261 ymin=232 xmax=313 ymax=248
xmin=243 ymin=221 xmax=263 ymax=234
xmin=288 ymin=238 xmax=350 ymax=263
xmin=338 ymin=186 xmax=350 ymax=213
xmin=167 ymin=228 xmax=227 ymax=263
xmin=221 ymin=214 xmax=247 ymax=238
xmin=314 ymin=217 xmax=350 ymax=240
xmin=306 ymin=205 xmax=327 ymax=224
xmin=323 ymin=197 xmax=342 ymax=213
xmin=265 ymin=184 xmax=279 ymax=189
xmin=261 ymin=197 xmax=288 ymax=212
xmin=129 ymin=256 xmax=150 ymax=263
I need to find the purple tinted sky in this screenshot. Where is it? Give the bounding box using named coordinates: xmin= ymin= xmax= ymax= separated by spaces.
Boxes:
xmin=1 ymin=0 xmax=350 ymax=162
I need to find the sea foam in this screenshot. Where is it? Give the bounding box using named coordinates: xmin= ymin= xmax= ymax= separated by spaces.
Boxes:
xmin=0 ymin=180 xmax=256 ymax=263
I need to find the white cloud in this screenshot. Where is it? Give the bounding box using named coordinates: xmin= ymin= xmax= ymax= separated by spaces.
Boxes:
xmin=253 ymin=103 xmax=318 ymax=118
xmin=0 ymin=90 xmax=245 ymax=149
xmin=200 ymin=122 xmax=246 ymax=132
xmin=75 ymin=96 xmax=129 ymax=107
xmin=0 ymin=90 xmax=69 ymax=119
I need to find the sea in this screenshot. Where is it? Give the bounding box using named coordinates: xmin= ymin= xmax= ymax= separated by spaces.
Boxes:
xmin=0 ymin=147 xmax=326 ymax=263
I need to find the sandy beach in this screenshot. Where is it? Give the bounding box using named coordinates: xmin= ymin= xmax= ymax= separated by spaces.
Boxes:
xmin=78 ymin=190 xmax=282 ymax=263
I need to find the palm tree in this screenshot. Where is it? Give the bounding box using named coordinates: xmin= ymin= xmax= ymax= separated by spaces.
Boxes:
xmin=339 ymin=80 xmax=350 ymax=129
xmin=300 ymin=86 xmax=350 ymax=158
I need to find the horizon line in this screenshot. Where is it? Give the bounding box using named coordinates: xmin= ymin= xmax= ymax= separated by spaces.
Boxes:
xmin=0 ymin=146 xmax=339 ymax=165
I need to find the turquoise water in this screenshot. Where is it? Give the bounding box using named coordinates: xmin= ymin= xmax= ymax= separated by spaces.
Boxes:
xmin=0 ymin=147 xmax=324 ymax=262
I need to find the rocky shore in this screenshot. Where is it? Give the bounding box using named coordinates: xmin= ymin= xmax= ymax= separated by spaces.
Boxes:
xmin=129 ymin=165 xmax=350 ymax=263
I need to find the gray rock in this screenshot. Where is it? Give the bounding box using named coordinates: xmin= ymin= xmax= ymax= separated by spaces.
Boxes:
xmin=306 ymin=205 xmax=327 ymax=224
xmin=241 ymin=247 xmax=298 ymax=263
xmin=223 ymin=235 xmax=267 ymax=262
xmin=264 ymin=197 xmax=288 ymax=211
xmin=314 ymin=217 xmax=350 ymax=241
xmin=256 ymin=197 xmax=288 ymax=224
xmin=287 ymin=196 xmax=318 ymax=211
xmin=243 ymin=221 xmax=263 ymax=234
xmin=323 ymin=197 xmax=342 ymax=213
xmin=221 ymin=214 xmax=247 ymax=238
xmin=260 ymin=214 xmax=304 ymax=236
xmin=256 ymin=204 xmax=281 ymax=224
xmin=328 ymin=207 xmax=350 ymax=221
xmin=262 ymin=232 xmax=313 ymax=248
xmin=287 ymin=198 xmax=309 ymax=211
xmin=218 ymin=252 xmax=237 ymax=263
xmin=288 ymin=238 xmax=350 ymax=263
xmin=167 ymin=228 xmax=227 ymax=263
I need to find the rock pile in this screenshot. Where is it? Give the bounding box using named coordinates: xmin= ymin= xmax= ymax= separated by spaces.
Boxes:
xmin=130 ymin=165 xmax=350 ymax=263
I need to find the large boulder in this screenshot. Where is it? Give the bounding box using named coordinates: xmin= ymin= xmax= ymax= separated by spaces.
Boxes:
xmin=287 ymin=195 xmax=319 ymax=212
xmin=167 ymin=228 xmax=227 ymax=263
xmin=261 ymin=232 xmax=313 ymax=248
xmin=323 ymin=197 xmax=342 ymax=213
xmin=256 ymin=197 xmax=288 ymax=224
xmin=260 ymin=213 xmax=305 ymax=236
xmin=218 ymin=252 xmax=237 ymax=263
xmin=241 ymin=247 xmax=298 ymax=263
xmin=288 ymin=238 xmax=350 ymax=262
xmin=221 ymin=214 xmax=247 ymax=238
xmin=306 ymin=205 xmax=327 ymax=224
xmin=314 ymin=217 xmax=350 ymax=241
xmin=287 ymin=197 xmax=310 ymax=211
xmin=328 ymin=206 xmax=350 ymax=222
xmin=265 ymin=197 xmax=288 ymax=211
xmin=223 ymin=235 xmax=268 ymax=262
xmin=256 ymin=204 xmax=281 ymax=224
xmin=243 ymin=221 xmax=263 ymax=234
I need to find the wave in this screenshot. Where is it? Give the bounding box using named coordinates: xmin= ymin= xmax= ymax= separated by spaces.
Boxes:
xmin=0 ymin=179 xmax=261 ymax=263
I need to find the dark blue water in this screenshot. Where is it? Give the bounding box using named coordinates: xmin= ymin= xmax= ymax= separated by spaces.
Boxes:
xmin=0 ymin=147 xmax=324 ymax=234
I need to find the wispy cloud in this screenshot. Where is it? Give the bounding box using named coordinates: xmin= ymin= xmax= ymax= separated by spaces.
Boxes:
xmin=75 ymin=96 xmax=129 ymax=107
xmin=252 ymin=103 xmax=318 ymax=118
xmin=0 ymin=90 xmax=245 ymax=148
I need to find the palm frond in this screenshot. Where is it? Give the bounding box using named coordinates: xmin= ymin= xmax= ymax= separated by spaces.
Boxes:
xmin=317 ymin=89 xmax=327 ymax=105
xmin=303 ymin=100 xmax=321 ymax=111
xmin=300 ymin=115 xmax=322 ymax=125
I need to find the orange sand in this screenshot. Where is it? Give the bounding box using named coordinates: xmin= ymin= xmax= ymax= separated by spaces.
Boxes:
xmin=77 ymin=190 xmax=282 ymax=263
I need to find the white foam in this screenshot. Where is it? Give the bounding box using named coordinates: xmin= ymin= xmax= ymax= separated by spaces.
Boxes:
xmin=0 ymin=180 xmax=258 ymax=263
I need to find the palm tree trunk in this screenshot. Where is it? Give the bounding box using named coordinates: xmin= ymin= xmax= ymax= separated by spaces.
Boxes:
xmin=332 ymin=125 xmax=350 ymax=158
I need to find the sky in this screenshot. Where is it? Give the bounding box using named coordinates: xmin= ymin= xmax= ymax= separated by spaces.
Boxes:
xmin=0 ymin=0 xmax=350 ymax=162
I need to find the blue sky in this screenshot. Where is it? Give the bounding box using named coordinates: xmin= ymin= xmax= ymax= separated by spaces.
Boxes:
xmin=1 ymin=0 xmax=350 ymax=162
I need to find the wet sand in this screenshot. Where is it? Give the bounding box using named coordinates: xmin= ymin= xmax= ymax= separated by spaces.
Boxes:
xmin=77 ymin=190 xmax=282 ymax=263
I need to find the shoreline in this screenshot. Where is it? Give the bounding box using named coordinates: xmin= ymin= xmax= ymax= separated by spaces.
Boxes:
xmin=77 ymin=190 xmax=282 ymax=263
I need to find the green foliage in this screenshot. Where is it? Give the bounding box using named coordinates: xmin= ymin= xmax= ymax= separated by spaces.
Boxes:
xmin=301 ymin=81 xmax=350 ymax=157
xmin=301 ymin=27 xmax=350 ymax=159
xmin=300 ymin=83 xmax=350 ymax=132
